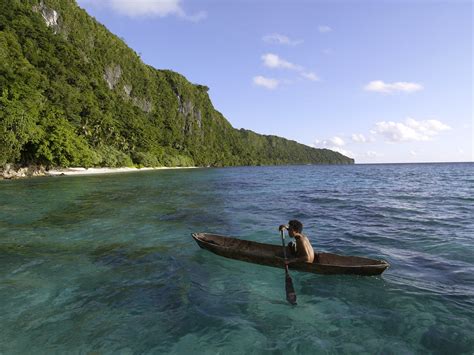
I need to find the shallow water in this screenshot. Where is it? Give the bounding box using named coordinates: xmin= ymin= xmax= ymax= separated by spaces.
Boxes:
xmin=1 ymin=163 xmax=473 ymax=354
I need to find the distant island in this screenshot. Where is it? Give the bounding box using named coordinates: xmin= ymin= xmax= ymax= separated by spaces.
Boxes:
xmin=0 ymin=0 xmax=353 ymax=178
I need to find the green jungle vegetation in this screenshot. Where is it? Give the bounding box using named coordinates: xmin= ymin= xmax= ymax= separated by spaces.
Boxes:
xmin=0 ymin=0 xmax=354 ymax=168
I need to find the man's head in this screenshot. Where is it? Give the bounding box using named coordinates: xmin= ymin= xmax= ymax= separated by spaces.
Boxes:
xmin=288 ymin=220 xmax=303 ymax=237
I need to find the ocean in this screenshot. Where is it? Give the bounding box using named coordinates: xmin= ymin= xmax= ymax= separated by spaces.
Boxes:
xmin=0 ymin=163 xmax=473 ymax=354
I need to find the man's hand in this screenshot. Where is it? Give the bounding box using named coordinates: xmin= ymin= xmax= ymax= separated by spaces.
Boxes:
xmin=278 ymin=224 xmax=288 ymax=232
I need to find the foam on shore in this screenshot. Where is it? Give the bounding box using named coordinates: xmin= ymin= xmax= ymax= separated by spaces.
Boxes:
xmin=46 ymin=166 xmax=197 ymax=176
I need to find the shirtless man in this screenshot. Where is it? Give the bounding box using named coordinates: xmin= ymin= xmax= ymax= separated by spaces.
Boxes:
xmin=278 ymin=220 xmax=315 ymax=264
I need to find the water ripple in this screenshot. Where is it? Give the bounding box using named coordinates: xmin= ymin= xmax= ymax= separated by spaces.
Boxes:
xmin=0 ymin=163 xmax=473 ymax=353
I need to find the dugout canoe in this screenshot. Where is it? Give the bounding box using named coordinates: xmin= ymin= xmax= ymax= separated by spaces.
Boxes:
xmin=192 ymin=233 xmax=389 ymax=276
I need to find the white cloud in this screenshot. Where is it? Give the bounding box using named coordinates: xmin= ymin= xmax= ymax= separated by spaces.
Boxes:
xmin=318 ymin=25 xmax=332 ymax=33
xmin=322 ymin=48 xmax=333 ymax=55
xmin=364 ymin=80 xmax=423 ymax=93
xmin=313 ymin=136 xmax=347 ymax=148
xmin=351 ymin=133 xmax=367 ymax=143
xmin=314 ymin=137 xmax=345 ymax=147
xmin=261 ymin=53 xmax=302 ymax=71
xmin=262 ymin=33 xmax=303 ymax=46
xmin=80 ymin=0 xmax=206 ymax=21
xmin=351 ymin=133 xmax=375 ymax=143
xmin=253 ymin=76 xmax=279 ymax=90
xmin=260 ymin=53 xmax=319 ymax=83
xmin=375 ymin=118 xmax=451 ymax=142
xmin=329 ymin=136 xmax=345 ymax=146
xmin=301 ymin=71 xmax=320 ymax=81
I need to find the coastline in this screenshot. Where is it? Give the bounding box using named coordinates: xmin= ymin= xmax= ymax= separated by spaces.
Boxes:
xmin=46 ymin=166 xmax=198 ymax=177
xmin=0 ymin=165 xmax=198 ymax=180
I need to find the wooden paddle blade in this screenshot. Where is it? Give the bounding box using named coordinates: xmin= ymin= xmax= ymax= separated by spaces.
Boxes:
xmin=285 ymin=268 xmax=297 ymax=305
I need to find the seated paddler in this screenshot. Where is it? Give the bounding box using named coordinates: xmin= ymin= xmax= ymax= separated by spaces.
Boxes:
xmin=278 ymin=219 xmax=315 ymax=264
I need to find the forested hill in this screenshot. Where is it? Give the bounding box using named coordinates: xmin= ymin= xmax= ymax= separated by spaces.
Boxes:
xmin=0 ymin=0 xmax=354 ymax=168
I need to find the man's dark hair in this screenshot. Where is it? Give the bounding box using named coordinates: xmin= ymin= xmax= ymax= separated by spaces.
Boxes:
xmin=288 ymin=220 xmax=303 ymax=233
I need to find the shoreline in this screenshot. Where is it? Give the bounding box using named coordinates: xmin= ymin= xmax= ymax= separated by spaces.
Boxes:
xmin=0 ymin=165 xmax=198 ymax=180
xmin=46 ymin=166 xmax=198 ymax=177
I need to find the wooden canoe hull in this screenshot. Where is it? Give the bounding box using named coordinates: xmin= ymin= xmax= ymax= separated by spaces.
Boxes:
xmin=192 ymin=233 xmax=389 ymax=276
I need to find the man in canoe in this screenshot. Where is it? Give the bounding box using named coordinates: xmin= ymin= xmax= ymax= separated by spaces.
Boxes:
xmin=279 ymin=220 xmax=315 ymax=264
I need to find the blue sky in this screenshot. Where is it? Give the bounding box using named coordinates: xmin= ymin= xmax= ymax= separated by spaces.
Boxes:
xmin=77 ymin=0 xmax=472 ymax=163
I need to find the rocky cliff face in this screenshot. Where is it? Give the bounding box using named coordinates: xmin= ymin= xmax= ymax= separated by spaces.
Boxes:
xmin=33 ymin=0 xmax=60 ymax=33
xmin=104 ymin=64 xmax=122 ymax=90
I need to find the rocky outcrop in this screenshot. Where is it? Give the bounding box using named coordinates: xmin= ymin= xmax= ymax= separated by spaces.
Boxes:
xmin=196 ymin=109 xmax=202 ymax=128
xmin=122 ymin=84 xmax=152 ymax=112
xmin=132 ymin=97 xmax=153 ymax=113
xmin=104 ymin=64 xmax=122 ymax=89
xmin=1 ymin=164 xmax=47 ymax=179
xmin=123 ymin=84 xmax=132 ymax=98
xmin=33 ymin=1 xmax=60 ymax=34
xmin=177 ymin=98 xmax=203 ymax=132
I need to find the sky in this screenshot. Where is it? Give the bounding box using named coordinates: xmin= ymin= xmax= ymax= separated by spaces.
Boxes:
xmin=77 ymin=0 xmax=473 ymax=163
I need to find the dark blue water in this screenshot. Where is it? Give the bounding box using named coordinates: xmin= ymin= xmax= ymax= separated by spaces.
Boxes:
xmin=1 ymin=163 xmax=473 ymax=354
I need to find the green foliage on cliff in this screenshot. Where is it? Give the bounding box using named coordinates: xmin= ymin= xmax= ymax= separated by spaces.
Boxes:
xmin=0 ymin=0 xmax=354 ymax=168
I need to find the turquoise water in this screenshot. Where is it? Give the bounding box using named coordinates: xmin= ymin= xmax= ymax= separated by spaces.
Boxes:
xmin=1 ymin=163 xmax=473 ymax=354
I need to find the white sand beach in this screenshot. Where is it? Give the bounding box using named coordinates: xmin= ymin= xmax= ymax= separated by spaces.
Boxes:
xmin=46 ymin=166 xmax=197 ymax=177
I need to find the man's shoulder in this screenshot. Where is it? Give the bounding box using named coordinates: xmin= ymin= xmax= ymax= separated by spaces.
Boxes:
xmin=296 ymin=233 xmax=310 ymax=240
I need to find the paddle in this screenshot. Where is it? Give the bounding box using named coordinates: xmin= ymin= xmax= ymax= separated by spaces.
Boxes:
xmin=281 ymin=230 xmax=297 ymax=305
